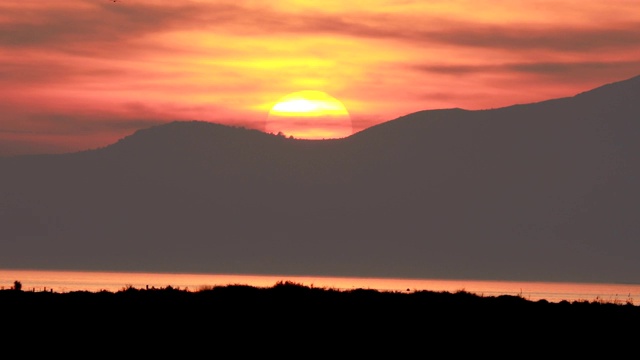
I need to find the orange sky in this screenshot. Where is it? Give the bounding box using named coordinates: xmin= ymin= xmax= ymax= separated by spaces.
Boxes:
xmin=1 ymin=0 xmax=640 ymax=156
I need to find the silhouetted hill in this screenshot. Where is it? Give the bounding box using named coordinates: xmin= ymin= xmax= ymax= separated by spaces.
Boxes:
xmin=1 ymin=74 xmax=639 ymax=284
xmin=3 ymin=281 xmax=638 ymax=334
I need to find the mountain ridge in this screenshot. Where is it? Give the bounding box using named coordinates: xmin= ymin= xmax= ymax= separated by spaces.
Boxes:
xmin=1 ymin=74 xmax=638 ymax=284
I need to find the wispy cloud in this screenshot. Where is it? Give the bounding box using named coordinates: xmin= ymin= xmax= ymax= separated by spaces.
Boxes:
xmin=413 ymin=60 xmax=640 ymax=77
xmin=6 ymin=2 xmax=638 ymax=52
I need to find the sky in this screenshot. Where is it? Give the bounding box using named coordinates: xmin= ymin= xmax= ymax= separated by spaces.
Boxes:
xmin=1 ymin=0 xmax=640 ymax=156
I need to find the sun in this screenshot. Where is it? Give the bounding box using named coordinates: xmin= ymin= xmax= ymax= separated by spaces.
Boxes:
xmin=265 ymin=90 xmax=352 ymax=140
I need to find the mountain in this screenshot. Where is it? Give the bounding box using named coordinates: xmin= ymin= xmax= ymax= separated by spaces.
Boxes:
xmin=1 ymin=74 xmax=639 ymax=283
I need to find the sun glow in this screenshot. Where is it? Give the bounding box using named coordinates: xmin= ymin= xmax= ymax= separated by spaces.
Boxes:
xmin=266 ymin=90 xmax=352 ymax=139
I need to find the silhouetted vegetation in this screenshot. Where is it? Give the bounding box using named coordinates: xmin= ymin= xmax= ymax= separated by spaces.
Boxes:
xmin=2 ymin=280 xmax=638 ymax=331
xmin=4 ymin=280 xmax=632 ymax=353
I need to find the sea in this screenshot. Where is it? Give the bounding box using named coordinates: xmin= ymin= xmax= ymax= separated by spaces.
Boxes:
xmin=2 ymin=269 xmax=639 ymax=304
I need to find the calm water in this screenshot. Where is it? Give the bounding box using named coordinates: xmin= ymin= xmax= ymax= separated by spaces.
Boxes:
xmin=2 ymin=269 xmax=639 ymax=304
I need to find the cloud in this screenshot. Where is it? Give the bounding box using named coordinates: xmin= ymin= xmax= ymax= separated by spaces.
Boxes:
xmin=422 ymin=23 xmax=640 ymax=52
xmin=413 ymin=60 xmax=640 ymax=76
xmin=0 ymin=113 xmax=164 ymax=136
xmin=0 ymin=57 xmax=123 ymax=85
xmin=0 ymin=1 xmax=280 ymax=53
xmin=0 ymin=2 xmax=203 ymax=47
xmin=3 ymin=1 xmax=639 ymax=58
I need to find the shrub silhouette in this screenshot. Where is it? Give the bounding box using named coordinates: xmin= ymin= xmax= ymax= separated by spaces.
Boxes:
xmin=13 ymin=280 xmax=22 ymax=291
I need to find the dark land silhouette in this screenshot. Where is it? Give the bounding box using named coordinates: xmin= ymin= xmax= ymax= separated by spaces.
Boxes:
xmin=2 ymin=280 xmax=639 ymax=345
xmin=1 ymin=74 xmax=639 ymax=284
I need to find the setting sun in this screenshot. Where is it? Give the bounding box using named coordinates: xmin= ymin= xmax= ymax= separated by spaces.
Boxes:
xmin=266 ymin=90 xmax=352 ymax=140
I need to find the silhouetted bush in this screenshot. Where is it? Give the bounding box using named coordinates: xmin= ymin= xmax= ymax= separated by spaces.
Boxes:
xmin=1 ymin=281 xmax=639 ymax=333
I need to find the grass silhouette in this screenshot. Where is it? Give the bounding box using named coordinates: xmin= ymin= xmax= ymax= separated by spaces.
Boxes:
xmin=3 ymin=279 xmax=638 ymax=318
xmin=3 ymin=279 xmax=638 ymax=349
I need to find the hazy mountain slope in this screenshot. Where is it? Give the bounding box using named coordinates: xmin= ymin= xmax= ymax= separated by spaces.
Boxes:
xmin=1 ymin=75 xmax=638 ymax=283
xmin=340 ymin=75 xmax=640 ymax=282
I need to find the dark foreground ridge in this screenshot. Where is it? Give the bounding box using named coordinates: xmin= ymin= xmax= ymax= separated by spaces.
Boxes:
xmin=4 ymin=281 xmax=638 ymax=328
xmin=5 ymin=281 xmax=639 ymax=352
